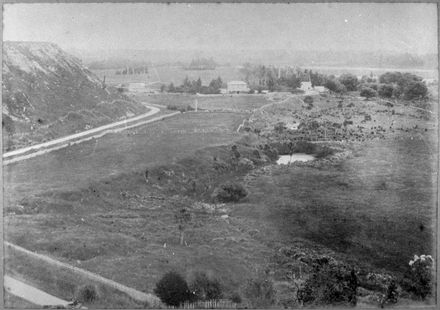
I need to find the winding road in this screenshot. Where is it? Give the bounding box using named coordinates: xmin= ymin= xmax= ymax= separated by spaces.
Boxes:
xmin=3 ymin=104 xmax=180 ymax=165
xmin=4 ymin=275 xmax=70 ymax=308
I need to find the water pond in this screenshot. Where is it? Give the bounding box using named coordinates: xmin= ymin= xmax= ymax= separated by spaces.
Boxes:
xmin=276 ymin=153 xmax=315 ymax=165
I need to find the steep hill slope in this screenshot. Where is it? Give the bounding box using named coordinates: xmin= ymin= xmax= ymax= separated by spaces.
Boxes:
xmin=2 ymin=41 xmax=148 ymax=151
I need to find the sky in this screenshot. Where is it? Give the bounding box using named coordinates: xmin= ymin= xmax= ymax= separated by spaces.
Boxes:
xmin=3 ymin=3 xmax=438 ymax=55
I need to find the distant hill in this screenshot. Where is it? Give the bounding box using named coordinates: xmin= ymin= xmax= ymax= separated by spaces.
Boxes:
xmin=2 ymin=41 xmax=148 ymax=151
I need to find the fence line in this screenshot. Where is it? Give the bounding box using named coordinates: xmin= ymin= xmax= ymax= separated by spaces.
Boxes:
xmin=167 ymin=299 xmax=237 ymax=309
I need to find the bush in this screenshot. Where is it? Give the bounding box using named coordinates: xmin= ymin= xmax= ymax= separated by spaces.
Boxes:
xmin=401 ymin=254 xmax=433 ymax=300
xmin=338 ymin=73 xmax=359 ymax=91
xmin=230 ymin=292 xmax=242 ymax=304
xmin=293 ymin=141 xmax=316 ymax=154
xmin=303 ymin=96 xmax=314 ymax=104
xmin=360 ymin=87 xmax=377 ymax=99
xmin=154 ymin=271 xmax=193 ymax=306
xmin=403 ymin=81 xmax=428 ymax=100
xmin=76 ymin=284 xmax=98 ymax=303
xmin=262 ymin=144 xmax=279 ymax=161
xmin=315 ymin=146 xmax=335 ymax=159
xmin=378 ymin=84 xmax=394 ymax=98
xmin=274 ymin=122 xmax=287 ymax=134
xmin=324 ymin=79 xmax=346 ymax=94
xmin=213 ymin=182 xmax=248 ymax=203
xmin=242 ymin=276 xmax=276 ymax=308
xmin=297 ymin=259 xmax=358 ymax=306
xmin=189 ymin=271 xmax=223 ymax=301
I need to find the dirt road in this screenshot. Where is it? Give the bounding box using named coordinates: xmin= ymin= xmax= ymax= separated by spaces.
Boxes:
xmin=4 ymin=275 xmax=70 ymax=307
xmin=3 ymin=106 xmax=180 ymax=165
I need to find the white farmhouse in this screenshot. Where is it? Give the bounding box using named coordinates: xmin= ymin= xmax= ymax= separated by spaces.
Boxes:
xmin=128 ymin=83 xmax=147 ymax=92
xmin=300 ymin=81 xmax=313 ymax=92
xmin=227 ymin=81 xmax=249 ymax=93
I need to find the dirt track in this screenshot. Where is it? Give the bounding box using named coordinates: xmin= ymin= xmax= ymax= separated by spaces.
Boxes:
xmin=3 ymin=105 xmax=180 ymax=165
xmin=5 ymin=242 xmax=158 ymax=304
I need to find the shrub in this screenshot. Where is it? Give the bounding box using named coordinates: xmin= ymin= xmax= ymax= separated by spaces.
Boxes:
xmin=230 ymin=292 xmax=242 ymax=304
xmin=403 ymin=81 xmax=428 ymax=100
xmin=262 ymin=144 xmax=279 ymax=161
xmin=378 ymin=84 xmax=394 ymax=98
xmin=213 ymin=182 xmax=248 ymax=203
xmin=242 ymin=276 xmax=276 ymax=308
xmin=154 ymin=271 xmax=193 ymax=306
xmin=189 ymin=271 xmax=223 ymax=301
xmin=324 ymin=79 xmax=346 ymax=94
xmin=401 ymin=254 xmax=434 ymax=300
xmin=315 ymin=146 xmax=335 ymax=159
xmin=303 ymin=96 xmax=314 ymax=104
xmin=293 ymin=141 xmax=316 ymax=154
xmin=297 ymin=259 xmax=358 ymax=306
xmin=76 ymin=284 xmax=98 ymax=303
xmin=360 ymin=87 xmax=377 ymax=99
xmin=274 ymin=122 xmax=287 ymax=134
xmin=338 ymin=73 xmax=359 ymax=91
xmin=167 ymin=104 xmax=178 ymax=110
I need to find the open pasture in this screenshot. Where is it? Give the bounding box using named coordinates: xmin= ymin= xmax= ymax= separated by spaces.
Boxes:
xmin=135 ymin=93 xmax=271 ymax=112
xmin=241 ymin=121 xmax=437 ymax=274
xmin=3 ymin=112 xmax=246 ymax=205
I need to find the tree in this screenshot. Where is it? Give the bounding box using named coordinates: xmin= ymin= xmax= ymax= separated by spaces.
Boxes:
xmin=154 ymin=271 xmax=193 ymax=306
xmin=212 ymin=182 xmax=248 ymax=203
xmin=297 ymin=259 xmax=358 ymax=306
xmin=338 ymin=73 xmax=359 ymax=91
xmin=360 ymin=87 xmax=377 ymax=99
xmin=378 ymin=84 xmax=394 ymax=98
xmin=403 ymin=81 xmax=428 ymax=100
xmin=325 ymin=79 xmax=346 ymax=94
xmin=242 ymin=276 xmax=276 ymax=308
xmin=189 ymin=271 xmax=223 ymax=301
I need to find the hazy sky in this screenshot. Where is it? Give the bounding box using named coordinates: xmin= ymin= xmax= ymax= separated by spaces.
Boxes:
xmin=3 ymin=3 xmax=438 ymax=54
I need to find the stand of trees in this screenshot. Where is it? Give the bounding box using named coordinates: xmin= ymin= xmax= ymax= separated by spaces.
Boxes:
xmin=115 ymin=66 xmax=148 ymax=75
xmin=240 ymin=64 xmax=304 ymax=92
xmin=185 ymin=57 xmax=217 ymax=70
xmin=165 ymin=76 xmax=224 ymax=94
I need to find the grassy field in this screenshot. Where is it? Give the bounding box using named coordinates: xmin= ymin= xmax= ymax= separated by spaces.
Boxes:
xmin=243 ymin=135 xmax=436 ymax=273
xmin=4 ymin=90 xmax=437 ymax=307
xmin=135 ymin=93 xmax=271 ymax=112
xmin=3 ymin=111 xmax=246 ymax=205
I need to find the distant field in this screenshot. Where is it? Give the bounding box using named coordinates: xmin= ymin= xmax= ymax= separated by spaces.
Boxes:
xmin=135 ymin=93 xmax=271 ymax=111
xmin=93 ymin=65 xmax=243 ymax=86
xmin=3 ymin=112 xmax=247 ymax=205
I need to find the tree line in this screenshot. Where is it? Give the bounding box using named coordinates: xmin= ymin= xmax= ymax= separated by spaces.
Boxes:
xmin=324 ymin=72 xmax=428 ymax=100
xmin=162 ymin=76 xmax=225 ymax=94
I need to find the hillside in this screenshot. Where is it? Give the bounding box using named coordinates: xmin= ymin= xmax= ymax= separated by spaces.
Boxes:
xmin=2 ymin=41 xmax=149 ymax=151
